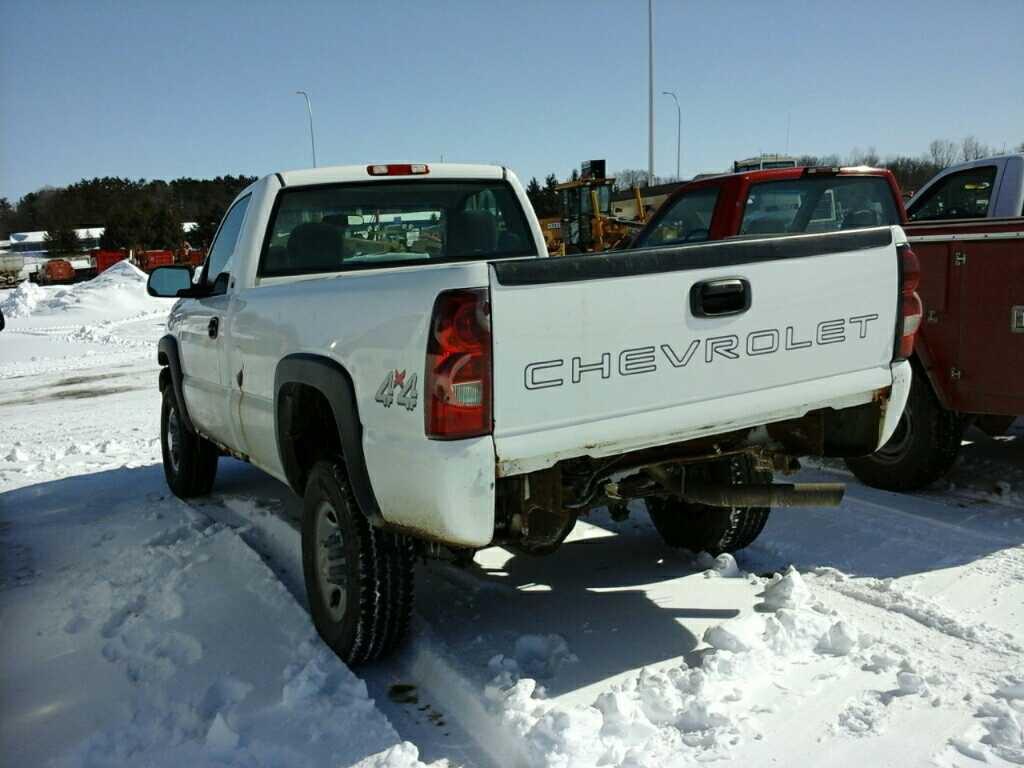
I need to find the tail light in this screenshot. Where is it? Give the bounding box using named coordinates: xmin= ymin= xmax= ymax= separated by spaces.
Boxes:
xmin=895 ymin=244 xmax=922 ymax=360
xmin=425 ymin=288 xmax=492 ymax=439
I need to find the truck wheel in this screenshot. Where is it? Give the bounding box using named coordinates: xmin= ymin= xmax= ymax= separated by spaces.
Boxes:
xmin=844 ymin=372 xmax=962 ymax=492
xmin=302 ymin=460 xmax=414 ymax=665
xmin=160 ymin=386 xmax=218 ymax=498
xmin=644 ymin=455 xmax=771 ymax=555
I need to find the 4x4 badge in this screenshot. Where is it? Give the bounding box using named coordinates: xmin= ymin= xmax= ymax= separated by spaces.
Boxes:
xmin=375 ymin=369 xmax=418 ymax=412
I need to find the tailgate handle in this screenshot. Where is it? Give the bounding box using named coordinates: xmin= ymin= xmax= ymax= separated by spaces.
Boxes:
xmin=690 ymin=278 xmax=751 ymax=317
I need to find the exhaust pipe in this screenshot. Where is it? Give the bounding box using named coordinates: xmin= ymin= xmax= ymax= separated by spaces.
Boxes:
xmin=682 ymin=482 xmax=845 ymax=508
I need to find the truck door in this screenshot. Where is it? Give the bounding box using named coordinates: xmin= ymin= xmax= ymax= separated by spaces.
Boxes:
xmin=178 ymin=195 xmax=251 ymax=446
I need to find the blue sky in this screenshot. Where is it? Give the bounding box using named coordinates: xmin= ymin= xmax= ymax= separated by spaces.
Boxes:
xmin=2 ymin=0 xmax=1022 ymax=204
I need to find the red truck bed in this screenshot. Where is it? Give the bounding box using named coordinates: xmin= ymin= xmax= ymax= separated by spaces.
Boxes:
xmin=907 ymin=217 xmax=1024 ymax=415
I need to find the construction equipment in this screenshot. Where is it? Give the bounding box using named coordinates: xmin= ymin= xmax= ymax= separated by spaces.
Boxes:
xmin=541 ymin=160 xmax=647 ymax=255
xmin=0 ymin=253 xmax=25 ymax=287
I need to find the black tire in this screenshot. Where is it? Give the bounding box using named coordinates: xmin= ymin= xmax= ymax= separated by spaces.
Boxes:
xmin=844 ymin=370 xmax=962 ymax=492
xmin=160 ymin=386 xmax=218 ymax=498
xmin=644 ymin=455 xmax=772 ymax=555
xmin=301 ymin=460 xmax=414 ymax=665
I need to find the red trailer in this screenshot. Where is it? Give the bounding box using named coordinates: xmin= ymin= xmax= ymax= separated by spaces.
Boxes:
xmin=136 ymin=250 xmax=175 ymax=272
xmin=94 ymin=249 xmax=128 ymax=274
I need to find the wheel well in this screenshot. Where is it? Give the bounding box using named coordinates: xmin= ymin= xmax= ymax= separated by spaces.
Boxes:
xmin=277 ymin=382 xmax=343 ymax=495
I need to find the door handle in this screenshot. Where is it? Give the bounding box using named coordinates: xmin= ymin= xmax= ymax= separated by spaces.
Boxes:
xmin=208 ymin=316 xmax=220 ymax=339
xmin=690 ymin=278 xmax=751 ymax=318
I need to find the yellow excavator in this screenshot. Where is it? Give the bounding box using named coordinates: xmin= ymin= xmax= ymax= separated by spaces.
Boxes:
xmin=540 ymin=160 xmax=648 ymax=255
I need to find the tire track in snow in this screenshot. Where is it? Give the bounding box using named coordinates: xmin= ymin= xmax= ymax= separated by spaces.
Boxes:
xmin=192 ymin=491 xmax=495 ymax=767
xmin=809 ymin=568 xmax=1023 ymax=656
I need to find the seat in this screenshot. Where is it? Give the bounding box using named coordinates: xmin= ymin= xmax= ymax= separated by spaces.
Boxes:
xmin=286 ymin=222 xmax=345 ymax=272
xmin=841 ymin=209 xmax=880 ymax=229
xmin=448 ymin=211 xmax=497 ymax=257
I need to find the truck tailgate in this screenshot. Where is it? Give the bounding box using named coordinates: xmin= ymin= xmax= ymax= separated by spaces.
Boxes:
xmin=488 ymin=227 xmax=901 ymax=474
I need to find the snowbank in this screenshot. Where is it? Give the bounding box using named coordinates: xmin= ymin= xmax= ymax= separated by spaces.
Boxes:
xmin=0 ymin=279 xmax=48 ymax=318
xmin=2 ymin=259 xmax=170 ymax=331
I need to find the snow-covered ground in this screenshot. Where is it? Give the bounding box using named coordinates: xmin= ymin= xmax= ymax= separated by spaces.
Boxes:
xmin=2 ymin=267 xmax=1022 ymax=767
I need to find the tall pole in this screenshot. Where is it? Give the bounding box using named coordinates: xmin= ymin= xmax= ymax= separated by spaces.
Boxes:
xmin=295 ymin=90 xmax=317 ymax=168
xmin=647 ymin=0 xmax=654 ymax=187
xmin=663 ymin=90 xmax=680 ymax=179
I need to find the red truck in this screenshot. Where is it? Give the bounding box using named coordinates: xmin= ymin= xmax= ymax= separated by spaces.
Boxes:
xmin=94 ymin=249 xmax=128 ymax=274
xmin=628 ymin=161 xmax=1021 ymax=490
xmin=135 ymin=250 xmax=175 ymax=272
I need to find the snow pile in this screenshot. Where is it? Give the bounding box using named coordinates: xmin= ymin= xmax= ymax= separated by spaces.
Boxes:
xmin=3 ymin=259 xmax=170 ymax=331
xmin=489 ymin=634 xmax=579 ymax=679
xmin=948 ymin=673 xmax=1024 ymax=764
xmin=352 ymin=742 xmax=431 ymax=767
xmin=477 ymin=566 xmax=874 ymax=767
xmin=0 ymin=279 xmax=48 ymax=318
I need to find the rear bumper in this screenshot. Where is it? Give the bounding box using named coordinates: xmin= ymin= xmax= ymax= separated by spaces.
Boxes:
xmin=494 ymin=365 xmax=904 ymax=476
xmin=362 ymin=362 xmax=911 ymax=549
xmin=362 ymin=428 xmax=496 ymax=547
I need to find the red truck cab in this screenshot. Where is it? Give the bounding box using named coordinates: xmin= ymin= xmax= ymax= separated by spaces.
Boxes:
xmin=631 ymin=165 xmax=906 ymax=245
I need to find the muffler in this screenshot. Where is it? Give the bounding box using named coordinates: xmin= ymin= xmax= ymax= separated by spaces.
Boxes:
xmin=681 ymin=482 xmax=845 ymax=508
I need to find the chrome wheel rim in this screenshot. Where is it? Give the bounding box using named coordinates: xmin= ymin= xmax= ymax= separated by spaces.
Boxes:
xmin=874 ymin=409 xmax=913 ymax=464
xmin=315 ymin=501 xmax=348 ymax=622
xmin=166 ymin=406 xmax=182 ymax=473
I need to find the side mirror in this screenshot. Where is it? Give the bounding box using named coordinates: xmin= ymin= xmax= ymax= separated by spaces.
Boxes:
xmin=147 ymin=266 xmax=193 ymax=298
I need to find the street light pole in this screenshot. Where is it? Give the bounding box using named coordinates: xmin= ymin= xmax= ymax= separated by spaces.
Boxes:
xmin=647 ymin=0 xmax=654 ymax=187
xmin=662 ymin=90 xmax=681 ymax=179
xmin=295 ymin=90 xmax=317 ymax=168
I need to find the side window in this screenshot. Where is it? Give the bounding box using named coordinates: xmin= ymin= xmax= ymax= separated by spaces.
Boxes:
xmin=204 ymin=195 xmax=251 ymax=284
xmin=908 ymin=166 xmax=996 ymax=222
xmin=638 ymin=189 xmax=718 ymax=247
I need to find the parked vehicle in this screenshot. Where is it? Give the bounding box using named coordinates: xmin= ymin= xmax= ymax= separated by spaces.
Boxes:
xmin=177 ymin=247 xmax=206 ymax=268
xmin=147 ymin=162 xmax=917 ymax=664
xmin=94 ymin=249 xmax=128 ymax=274
xmin=36 ymin=258 xmax=76 ymax=285
xmin=0 ymin=253 xmax=24 ymax=287
xmin=136 ymin=250 xmax=175 ymax=272
xmin=849 ymin=155 xmax=1023 ymax=490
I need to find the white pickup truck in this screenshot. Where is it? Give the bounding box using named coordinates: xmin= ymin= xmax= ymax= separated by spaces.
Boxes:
xmin=148 ymin=162 xmax=918 ymax=664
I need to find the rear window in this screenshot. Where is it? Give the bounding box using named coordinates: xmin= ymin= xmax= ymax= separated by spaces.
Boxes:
xmin=739 ymin=176 xmax=900 ymax=236
xmin=633 ymin=188 xmax=719 ymax=247
xmin=259 ymin=180 xmax=535 ymax=276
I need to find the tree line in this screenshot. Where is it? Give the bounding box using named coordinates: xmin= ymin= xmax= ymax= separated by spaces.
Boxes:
xmin=0 ymin=175 xmax=256 ymax=255
xmin=3 ymin=134 xmax=1021 ymax=254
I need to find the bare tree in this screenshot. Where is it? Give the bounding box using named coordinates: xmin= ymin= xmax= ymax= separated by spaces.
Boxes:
xmin=960 ymin=135 xmax=991 ymax=162
xmin=928 ymin=139 xmax=959 ymax=169
xmin=847 ymin=146 xmax=880 ymax=166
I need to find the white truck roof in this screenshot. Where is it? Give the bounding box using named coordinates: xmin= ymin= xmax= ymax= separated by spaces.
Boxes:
xmin=277 ymin=163 xmax=507 ymax=188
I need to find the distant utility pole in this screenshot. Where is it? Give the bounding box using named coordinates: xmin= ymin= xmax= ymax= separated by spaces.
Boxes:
xmin=295 ymin=90 xmax=317 ymax=168
xmin=663 ymin=90 xmax=681 ymax=179
xmin=647 ymin=0 xmax=654 ymax=187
